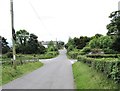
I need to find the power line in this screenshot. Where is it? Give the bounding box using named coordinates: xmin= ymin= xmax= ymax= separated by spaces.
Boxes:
xmin=27 ymin=0 xmax=53 ymax=36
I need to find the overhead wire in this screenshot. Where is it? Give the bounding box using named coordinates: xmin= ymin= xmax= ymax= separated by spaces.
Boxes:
xmin=27 ymin=0 xmax=53 ymax=36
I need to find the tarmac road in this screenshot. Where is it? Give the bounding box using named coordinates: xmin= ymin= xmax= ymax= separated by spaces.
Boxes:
xmin=2 ymin=49 xmax=75 ymax=89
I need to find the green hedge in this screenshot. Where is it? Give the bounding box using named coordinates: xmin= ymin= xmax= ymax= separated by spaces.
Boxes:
xmin=67 ymin=51 xmax=79 ymax=59
xmin=77 ymin=55 xmax=120 ymax=83
xmin=86 ymin=54 xmax=120 ymax=58
xmin=38 ymin=51 xmax=59 ymax=59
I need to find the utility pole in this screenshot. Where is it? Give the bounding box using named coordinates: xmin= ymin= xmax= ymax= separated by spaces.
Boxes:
xmin=10 ymin=0 xmax=16 ymax=69
xmin=118 ymin=1 xmax=120 ymax=11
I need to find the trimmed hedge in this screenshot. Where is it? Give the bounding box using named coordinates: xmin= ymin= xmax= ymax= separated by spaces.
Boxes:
xmin=86 ymin=54 xmax=120 ymax=58
xmin=77 ymin=55 xmax=120 ymax=83
xmin=67 ymin=51 xmax=79 ymax=59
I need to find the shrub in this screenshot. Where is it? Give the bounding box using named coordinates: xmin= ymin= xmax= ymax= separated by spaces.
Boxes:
xmin=77 ymin=55 xmax=120 ymax=83
xmin=80 ymin=47 xmax=91 ymax=54
xmin=67 ymin=45 xmax=74 ymax=52
xmin=103 ymin=48 xmax=118 ymax=54
xmin=68 ymin=51 xmax=79 ymax=59
xmin=86 ymin=54 xmax=120 ymax=58
xmin=6 ymin=52 xmax=13 ymax=58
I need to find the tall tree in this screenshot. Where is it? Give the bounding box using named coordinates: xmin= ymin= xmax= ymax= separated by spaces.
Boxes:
xmin=27 ymin=34 xmax=39 ymax=54
xmin=107 ymin=10 xmax=120 ymax=52
xmin=107 ymin=10 xmax=120 ymax=36
xmin=1 ymin=36 xmax=10 ymax=54
xmin=16 ymin=29 xmax=29 ymax=45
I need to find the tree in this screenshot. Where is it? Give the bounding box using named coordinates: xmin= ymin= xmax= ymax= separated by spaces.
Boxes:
xmin=111 ymin=37 xmax=120 ymax=52
xmin=16 ymin=30 xmax=29 ymax=54
xmin=106 ymin=10 xmax=120 ymax=52
xmin=65 ymin=37 xmax=74 ymax=49
xmin=27 ymin=34 xmax=39 ymax=54
xmin=73 ymin=36 xmax=90 ymax=49
xmin=88 ymin=36 xmax=113 ymax=49
xmin=16 ymin=29 xmax=29 ymax=45
xmin=1 ymin=36 xmax=10 ymax=54
xmin=107 ymin=10 xmax=120 ymax=36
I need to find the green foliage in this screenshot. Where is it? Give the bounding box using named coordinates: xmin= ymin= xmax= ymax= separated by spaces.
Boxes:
xmin=56 ymin=41 xmax=64 ymax=49
xmin=80 ymin=47 xmax=91 ymax=54
xmin=2 ymin=62 xmax=43 ymax=85
xmin=67 ymin=51 xmax=79 ymax=59
xmin=106 ymin=10 xmax=120 ymax=52
xmin=47 ymin=46 xmax=57 ymax=52
xmin=103 ymin=48 xmax=118 ymax=54
xmin=16 ymin=29 xmax=29 ymax=45
xmin=67 ymin=45 xmax=74 ymax=52
xmin=89 ymin=36 xmax=113 ymax=50
xmin=77 ymin=55 xmax=120 ymax=83
xmin=86 ymin=54 xmax=120 ymax=58
xmin=73 ymin=62 xmax=118 ymax=89
xmin=6 ymin=52 xmax=13 ymax=58
xmin=112 ymin=37 xmax=120 ymax=52
xmin=107 ymin=10 xmax=120 ymax=36
xmin=1 ymin=36 xmax=10 ymax=54
xmin=65 ymin=37 xmax=74 ymax=49
xmin=73 ymin=36 xmax=90 ymax=49
xmin=48 ymin=41 xmax=54 ymax=48
xmin=16 ymin=30 xmax=46 ymax=54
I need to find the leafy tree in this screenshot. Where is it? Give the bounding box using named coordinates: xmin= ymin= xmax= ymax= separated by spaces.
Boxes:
xmin=16 ymin=29 xmax=29 ymax=45
xmin=88 ymin=36 xmax=113 ymax=49
xmin=98 ymin=36 xmax=113 ymax=49
xmin=1 ymin=36 xmax=10 ymax=54
xmin=70 ymin=36 xmax=91 ymax=49
xmin=89 ymin=37 xmax=99 ymax=49
xmin=91 ymin=33 xmax=103 ymax=39
xmin=47 ymin=41 xmax=58 ymax=52
xmin=65 ymin=37 xmax=74 ymax=49
xmin=111 ymin=37 xmax=120 ymax=52
xmin=107 ymin=10 xmax=120 ymax=36
xmin=27 ymin=34 xmax=39 ymax=54
xmin=106 ymin=10 xmax=120 ymax=52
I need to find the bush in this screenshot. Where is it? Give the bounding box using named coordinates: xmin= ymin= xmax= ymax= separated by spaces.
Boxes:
xmin=6 ymin=52 xmax=13 ymax=58
xmin=77 ymin=55 xmax=120 ymax=83
xmin=103 ymin=48 xmax=118 ymax=54
xmin=47 ymin=46 xmax=58 ymax=52
xmin=86 ymin=54 xmax=120 ymax=58
xmin=80 ymin=47 xmax=91 ymax=54
xmin=67 ymin=45 xmax=74 ymax=52
xmin=67 ymin=51 xmax=79 ymax=59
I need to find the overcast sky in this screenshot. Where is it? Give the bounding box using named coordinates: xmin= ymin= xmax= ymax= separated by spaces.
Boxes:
xmin=0 ymin=0 xmax=119 ymax=44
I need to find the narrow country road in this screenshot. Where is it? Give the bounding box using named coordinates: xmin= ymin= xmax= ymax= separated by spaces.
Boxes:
xmin=3 ymin=50 xmax=75 ymax=89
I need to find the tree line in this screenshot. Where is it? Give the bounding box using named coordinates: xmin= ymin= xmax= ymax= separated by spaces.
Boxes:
xmin=1 ymin=30 xmax=64 ymax=55
xmin=65 ymin=10 xmax=120 ymax=54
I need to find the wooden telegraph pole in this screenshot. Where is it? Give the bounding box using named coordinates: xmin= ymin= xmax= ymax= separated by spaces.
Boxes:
xmin=10 ymin=0 xmax=16 ymax=69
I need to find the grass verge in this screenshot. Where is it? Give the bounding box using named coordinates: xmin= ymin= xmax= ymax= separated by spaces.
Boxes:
xmin=1 ymin=61 xmax=43 ymax=85
xmin=72 ymin=62 xmax=119 ymax=89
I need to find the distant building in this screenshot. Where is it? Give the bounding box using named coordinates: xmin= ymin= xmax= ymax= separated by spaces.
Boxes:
xmin=39 ymin=41 xmax=63 ymax=48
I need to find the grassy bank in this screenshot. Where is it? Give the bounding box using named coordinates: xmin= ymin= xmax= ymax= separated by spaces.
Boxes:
xmin=72 ymin=62 xmax=119 ymax=89
xmin=1 ymin=61 xmax=43 ymax=85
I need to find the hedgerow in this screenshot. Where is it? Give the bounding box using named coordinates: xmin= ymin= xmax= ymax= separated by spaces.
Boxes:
xmin=77 ymin=55 xmax=120 ymax=83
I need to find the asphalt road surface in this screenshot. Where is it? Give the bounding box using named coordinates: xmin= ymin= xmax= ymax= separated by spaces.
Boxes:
xmin=3 ymin=50 xmax=75 ymax=89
